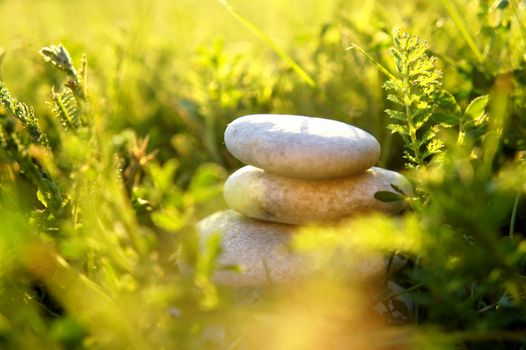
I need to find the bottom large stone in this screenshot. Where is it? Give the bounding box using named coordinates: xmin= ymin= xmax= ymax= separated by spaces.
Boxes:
xmin=197 ymin=210 xmax=391 ymax=286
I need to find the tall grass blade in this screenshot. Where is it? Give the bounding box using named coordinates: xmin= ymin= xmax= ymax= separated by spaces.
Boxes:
xmin=346 ymin=43 xmax=397 ymax=80
xmin=217 ymin=0 xmax=316 ymax=87
xmin=510 ymin=0 xmax=526 ymax=49
xmin=441 ymin=0 xmax=483 ymax=62
xmin=509 ymin=192 xmax=520 ymax=239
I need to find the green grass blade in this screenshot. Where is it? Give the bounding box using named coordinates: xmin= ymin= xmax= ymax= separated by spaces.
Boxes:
xmin=346 ymin=43 xmax=397 ymax=80
xmin=510 ymin=0 xmax=526 ymax=49
xmin=217 ymin=0 xmax=316 ymax=87
xmin=509 ymin=192 xmax=520 ymax=239
xmin=441 ymin=0 xmax=483 ymax=62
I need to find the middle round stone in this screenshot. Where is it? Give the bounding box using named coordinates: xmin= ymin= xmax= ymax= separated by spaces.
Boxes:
xmin=224 ymin=165 xmax=412 ymax=225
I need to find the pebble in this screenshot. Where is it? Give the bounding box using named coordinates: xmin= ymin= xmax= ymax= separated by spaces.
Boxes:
xmin=373 ymin=281 xmax=414 ymax=323
xmin=197 ymin=210 xmax=390 ymax=286
xmin=223 ymin=166 xmax=411 ymax=225
xmin=224 ymin=114 xmax=380 ymax=179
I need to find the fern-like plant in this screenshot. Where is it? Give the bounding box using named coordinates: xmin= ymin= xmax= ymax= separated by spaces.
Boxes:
xmin=0 ymin=44 xmax=90 ymax=220
xmin=384 ymin=30 xmax=443 ymax=168
xmin=0 ymin=83 xmax=49 ymax=147
xmin=41 ymin=45 xmax=88 ymax=130
xmin=0 ymin=83 xmax=64 ymax=213
xmin=50 ymin=87 xmax=81 ymax=130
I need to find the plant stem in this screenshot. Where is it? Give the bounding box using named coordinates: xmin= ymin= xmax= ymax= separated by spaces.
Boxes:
xmin=380 ymin=283 xmax=424 ymax=303
xmin=406 ymin=105 xmax=423 ymax=166
xmin=509 ymin=192 xmax=520 ymax=239
xmin=402 ymin=57 xmax=424 ymax=167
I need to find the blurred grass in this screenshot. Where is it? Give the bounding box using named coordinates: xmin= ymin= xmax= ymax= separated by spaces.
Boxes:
xmin=0 ymin=0 xmax=526 ymax=349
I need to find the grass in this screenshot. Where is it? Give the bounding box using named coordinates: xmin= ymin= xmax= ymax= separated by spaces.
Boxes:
xmin=0 ymin=0 xmax=526 ymax=349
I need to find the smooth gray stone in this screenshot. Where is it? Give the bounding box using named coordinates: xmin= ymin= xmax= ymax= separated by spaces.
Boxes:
xmin=373 ymin=281 xmax=414 ymax=323
xmin=224 ymin=166 xmax=411 ymax=225
xmin=197 ymin=210 xmax=388 ymax=287
xmin=224 ymin=114 xmax=380 ymax=179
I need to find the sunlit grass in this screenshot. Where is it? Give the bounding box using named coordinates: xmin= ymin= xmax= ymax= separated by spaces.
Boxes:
xmin=0 ymin=0 xmax=525 ymax=349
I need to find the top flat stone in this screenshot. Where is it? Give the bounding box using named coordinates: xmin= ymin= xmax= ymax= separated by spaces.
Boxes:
xmin=224 ymin=114 xmax=381 ymax=179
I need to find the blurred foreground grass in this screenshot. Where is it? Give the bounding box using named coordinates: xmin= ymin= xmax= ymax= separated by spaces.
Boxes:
xmin=1 ymin=0 xmax=526 ymax=349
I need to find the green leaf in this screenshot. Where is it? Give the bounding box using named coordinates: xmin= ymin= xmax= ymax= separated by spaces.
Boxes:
xmin=432 ymin=90 xmax=461 ymax=126
xmin=418 ymin=130 xmax=436 ymax=147
xmin=390 ymin=183 xmax=407 ymax=195
xmin=387 ymin=123 xmax=408 ymax=136
xmin=374 ymin=191 xmax=405 ymax=203
xmin=40 ymin=45 xmax=77 ymax=79
xmin=497 ymin=0 xmax=509 ymax=9
xmin=432 ymin=112 xmax=460 ymax=126
xmin=190 ymin=163 xmax=225 ymax=190
xmin=385 ymin=109 xmax=407 ymax=122
xmin=151 ymin=207 xmax=184 ymax=231
xmin=423 ymin=139 xmax=444 ymax=158
xmin=464 ymin=95 xmax=489 ymax=122
xmin=386 ymin=94 xmax=403 ymax=105
xmin=37 ymin=189 xmax=48 ymax=208
xmin=148 ymin=159 xmax=179 ymax=192
xmin=403 ymin=151 xmax=417 ymax=163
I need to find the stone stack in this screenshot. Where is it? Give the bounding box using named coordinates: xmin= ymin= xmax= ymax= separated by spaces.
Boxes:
xmin=198 ymin=114 xmax=412 ymax=287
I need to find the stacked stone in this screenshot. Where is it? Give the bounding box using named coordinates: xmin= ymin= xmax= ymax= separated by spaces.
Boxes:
xmin=198 ymin=114 xmax=412 ymax=287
